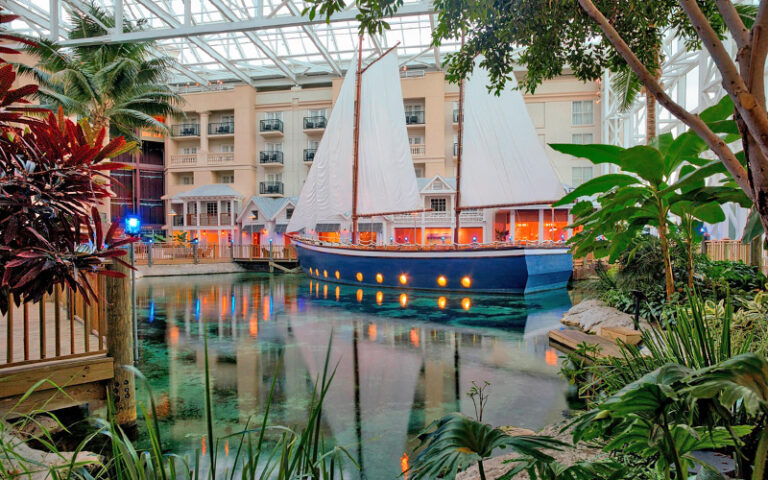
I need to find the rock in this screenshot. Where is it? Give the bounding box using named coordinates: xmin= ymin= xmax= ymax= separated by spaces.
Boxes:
xmin=0 ymin=425 xmax=102 ymax=480
xmin=14 ymin=415 xmax=65 ymax=440
xmin=499 ymin=426 xmax=536 ymax=437
xmin=561 ymin=299 xmax=650 ymax=335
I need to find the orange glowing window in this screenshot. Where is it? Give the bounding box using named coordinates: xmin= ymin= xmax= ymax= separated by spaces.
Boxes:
xmin=323 ymin=270 xmax=328 ymax=278
xmin=376 ymin=273 xmax=383 ymax=283
xmin=356 ymin=272 xmax=363 ymax=282
xmin=323 ymin=284 xmax=328 ymax=299
xmin=335 ymin=270 xmax=340 ymax=280
xmin=400 ymin=293 xmax=408 ymax=307
xmin=461 ymin=276 xmax=472 ymax=288
xmin=437 ymin=296 xmax=447 ymax=309
xmin=356 ymin=289 xmax=363 ymax=302
xmin=376 ymin=291 xmax=383 ymax=305
xmin=399 ymin=274 xmax=408 ymax=285
xmin=437 ymin=276 xmax=447 ymax=287
xmin=461 ymin=298 xmax=471 ymax=310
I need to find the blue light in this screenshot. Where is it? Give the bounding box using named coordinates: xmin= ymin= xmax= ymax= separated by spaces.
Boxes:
xmin=192 ymin=238 xmax=199 ymax=244
xmin=148 ymin=301 xmax=155 ymax=323
xmin=195 ymin=298 xmax=201 ymax=320
xmin=125 ymin=215 xmax=141 ymax=235
xmin=472 ymin=236 xmax=478 ymax=243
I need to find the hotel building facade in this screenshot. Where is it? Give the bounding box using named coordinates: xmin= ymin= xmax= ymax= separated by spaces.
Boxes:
xmin=164 ymin=70 xmax=601 ymax=246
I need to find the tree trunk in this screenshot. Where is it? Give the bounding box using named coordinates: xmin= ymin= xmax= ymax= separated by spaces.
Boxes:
xmin=646 ymin=92 xmax=657 ymax=142
xmin=687 ymin=238 xmax=694 ymax=289
xmin=658 ymin=213 xmax=675 ymax=298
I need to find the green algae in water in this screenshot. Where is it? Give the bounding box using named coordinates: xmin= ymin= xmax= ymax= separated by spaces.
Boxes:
xmin=134 ymin=273 xmax=572 ymax=479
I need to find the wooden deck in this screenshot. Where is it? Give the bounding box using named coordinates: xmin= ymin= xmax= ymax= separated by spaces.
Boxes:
xmin=548 ymin=328 xmax=625 ymax=359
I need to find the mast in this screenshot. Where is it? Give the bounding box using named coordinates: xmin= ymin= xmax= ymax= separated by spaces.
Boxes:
xmin=453 ymin=32 xmax=465 ymax=245
xmin=351 ymin=35 xmax=364 ymax=245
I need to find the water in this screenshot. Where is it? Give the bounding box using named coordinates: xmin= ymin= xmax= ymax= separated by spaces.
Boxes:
xmin=135 ymin=273 xmax=573 ymax=479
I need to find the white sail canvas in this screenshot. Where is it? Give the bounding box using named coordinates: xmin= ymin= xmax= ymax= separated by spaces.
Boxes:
xmin=287 ymin=61 xmax=356 ymax=233
xmin=459 ymin=64 xmax=564 ymax=207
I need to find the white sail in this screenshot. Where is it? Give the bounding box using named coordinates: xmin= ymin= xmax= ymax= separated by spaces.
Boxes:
xmin=356 ymin=51 xmax=421 ymax=215
xmin=287 ymin=63 xmax=356 ymax=233
xmin=287 ymin=50 xmax=421 ymax=233
xmin=459 ymin=65 xmax=564 ymax=207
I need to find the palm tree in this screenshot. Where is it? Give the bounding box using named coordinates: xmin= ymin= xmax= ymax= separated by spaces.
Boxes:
xmin=17 ymin=3 xmax=183 ymax=143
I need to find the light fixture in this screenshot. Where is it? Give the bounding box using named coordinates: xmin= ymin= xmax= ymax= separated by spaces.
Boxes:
xmin=356 ymin=272 xmax=363 ymax=282
xmin=335 ymin=270 xmax=340 ymax=280
xmin=461 ymin=276 xmax=472 ymax=288
xmin=323 ymin=270 xmax=328 ymax=278
xmin=125 ymin=215 xmax=141 ymax=235
xmin=376 ymin=273 xmax=383 ymax=283
xmin=437 ymin=275 xmax=447 ymax=287
xmin=399 ymin=274 xmax=407 ymax=285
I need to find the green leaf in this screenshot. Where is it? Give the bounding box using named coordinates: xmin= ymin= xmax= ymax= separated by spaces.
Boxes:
xmin=549 ymin=143 xmax=624 ymax=165
xmin=700 ymin=95 xmax=735 ymax=122
xmin=619 ymin=145 xmax=665 ymax=185
xmin=691 ymin=202 xmax=726 ymax=224
xmin=664 ymin=159 xmax=727 ymax=195
xmin=741 ymin=207 xmax=765 ymax=244
xmin=554 ymin=174 xmax=640 ymax=206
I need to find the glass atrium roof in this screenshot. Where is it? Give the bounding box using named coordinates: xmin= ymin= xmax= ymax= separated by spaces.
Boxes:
xmin=5 ymin=0 xmax=458 ymax=88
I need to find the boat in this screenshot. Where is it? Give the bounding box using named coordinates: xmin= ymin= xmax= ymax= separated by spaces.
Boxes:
xmin=286 ymin=37 xmax=572 ymax=294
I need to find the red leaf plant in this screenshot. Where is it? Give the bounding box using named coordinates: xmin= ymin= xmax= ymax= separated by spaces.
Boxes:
xmin=0 ymin=13 xmax=137 ymax=314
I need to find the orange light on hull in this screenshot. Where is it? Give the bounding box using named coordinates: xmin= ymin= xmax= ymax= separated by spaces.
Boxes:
xmin=323 ymin=270 xmax=328 ymax=278
xmin=323 ymin=284 xmax=327 ymax=299
xmin=376 ymin=273 xmax=383 ymax=283
xmin=437 ymin=276 xmax=447 ymax=287
xmin=335 ymin=270 xmax=340 ymax=280
xmin=461 ymin=276 xmax=472 ymax=288
xmin=356 ymin=272 xmax=363 ymax=282
xmin=335 ymin=286 xmax=340 ymax=301
xmin=399 ymin=274 xmax=408 ymax=285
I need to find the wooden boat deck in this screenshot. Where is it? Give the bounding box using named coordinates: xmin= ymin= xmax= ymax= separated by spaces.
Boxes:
xmin=548 ymin=328 xmax=625 ymax=359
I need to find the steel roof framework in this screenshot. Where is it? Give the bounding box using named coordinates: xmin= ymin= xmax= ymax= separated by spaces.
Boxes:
xmin=5 ymin=0 xmax=453 ymax=88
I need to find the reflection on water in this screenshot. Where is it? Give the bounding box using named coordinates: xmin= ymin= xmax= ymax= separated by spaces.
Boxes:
xmin=135 ymin=273 xmax=573 ymax=479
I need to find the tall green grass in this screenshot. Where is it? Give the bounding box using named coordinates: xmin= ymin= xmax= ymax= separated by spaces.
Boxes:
xmin=0 ymin=335 xmax=354 ymax=479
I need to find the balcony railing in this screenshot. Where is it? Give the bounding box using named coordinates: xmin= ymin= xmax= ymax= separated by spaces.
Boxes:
xmin=410 ymin=144 xmax=425 ymax=156
xmin=207 ymin=152 xmax=234 ymax=165
xmin=304 ymin=148 xmax=317 ymax=163
xmin=199 ymin=214 xmax=219 ymax=226
xmin=260 ymin=151 xmax=284 ymax=164
xmin=170 ymin=154 xmax=198 ymax=165
xmin=172 ymin=215 xmax=184 ymax=226
xmin=208 ymin=122 xmax=234 ymax=135
xmin=260 ymin=182 xmax=284 ymax=195
xmin=405 ymin=110 xmax=425 ymax=125
xmin=303 ymin=116 xmax=327 ymax=129
xmin=220 ymin=213 xmax=232 ymax=225
xmin=186 ymin=214 xmax=198 ymax=226
xmin=260 ymin=119 xmax=283 ymax=133
xmin=171 ymin=123 xmax=200 ymax=137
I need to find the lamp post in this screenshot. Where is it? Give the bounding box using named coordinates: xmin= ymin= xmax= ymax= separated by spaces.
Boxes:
xmin=125 ymin=215 xmax=141 ymax=366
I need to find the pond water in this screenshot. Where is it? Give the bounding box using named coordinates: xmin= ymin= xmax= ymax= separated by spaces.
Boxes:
xmin=134 ymin=273 xmax=573 ymax=479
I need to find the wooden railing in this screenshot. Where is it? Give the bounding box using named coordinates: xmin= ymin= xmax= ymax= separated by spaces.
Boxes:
xmin=133 ymin=243 xmax=296 ymax=265
xmin=703 ymin=240 xmax=768 ymax=273
xmin=1 ymin=277 xmax=107 ymax=369
xmin=232 ymin=245 xmax=297 ymax=260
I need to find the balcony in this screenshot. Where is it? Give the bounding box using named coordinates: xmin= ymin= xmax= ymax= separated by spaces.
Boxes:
xmin=405 ymin=110 xmax=425 ymax=125
xmin=171 ymin=123 xmax=200 ymax=137
xmin=172 ymin=215 xmax=184 ymax=226
xmin=259 ymin=151 xmax=284 ymax=165
xmin=199 ymin=214 xmax=219 ymax=226
xmin=304 ymin=148 xmax=316 ymax=163
xmin=260 ymin=181 xmax=284 ymax=196
xmin=207 ymin=152 xmax=234 ymax=165
xmin=410 ymin=144 xmax=425 ymax=157
xmin=259 ymin=119 xmax=284 ymax=136
xmin=170 ymin=154 xmax=198 ymax=166
xmin=303 ymin=116 xmax=327 ymax=131
xmin=208 ymin=122 xmax=234 ymax=135
xmin=220 ymin=213 xmax=233 ymax=225
xmin=186 ymin=213 xmax=198 ymax=226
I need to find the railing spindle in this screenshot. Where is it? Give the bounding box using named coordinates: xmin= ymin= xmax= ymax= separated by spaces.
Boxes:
xmin=83 ymin=295 xmax=90 ymax=352
xmin=68 ymin=288 xmax=75 ymax=354
xmin=39 ymin=296 xmax=46 ymax=359
xmin=98 ymin=276 xmax=106 ymax=350
xmin=54 ymin=286 xmax=61 ymax=357
xmin=6 ymin=292 xmax=13 ymax=363
xmin=23 ymin=302 xmax=29 ymax=361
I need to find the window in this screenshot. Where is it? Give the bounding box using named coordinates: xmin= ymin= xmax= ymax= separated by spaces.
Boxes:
xmin=286 ymin=207 xmax=294 ymax=219
xmin=308 ymin=140 xmax=319 ymax=149
xmin=308 ymin=108 xmax=327 ymax=117
xmin=188 ymin=202 xmax=198 ymax=214
xmin=220 ymin=144 xmax=234 ymax=153
xmin=267 ymin=173 xmax=283 ymax=182
xmin=178 ymin=173 xmax=194 ymax=185
xmin=206 ymin=202 xmax=218 ymax=215
xmin=266 ymin=142 xmax=282 ymax=152
xmin=414 ymin=164 xmax=425 ymax=178
xmin=409 ymin=136 xmax=424 ymax=145
xmin=430 ymin=198 xmax=447 ymax=212
xmin=572 ymin=101 xmax=594 ymax=125
xmin=181 ymin=146 xmax=198 ymax=154
xmin=265 ymin=111 xmax=283 ymax=120
xmin=222 ymin=202 xmax=232 ymax=213
xmin=404 ymin=104 xmax=423 ymax=114
xmin=572 ymin=166 xmax=593 ymax=187
xmin=251 ymin=210 xmax=259 ymax=220
xmin=220 ymin=114 xmax=234 ymax=123
xmin=571 ymin=133 xmax=594 ymax=145
xmin=218 ymin=171 xmax=235 ymax=184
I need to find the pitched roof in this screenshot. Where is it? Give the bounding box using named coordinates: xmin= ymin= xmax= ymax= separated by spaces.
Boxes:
xmin=172 ymin=184 xmax=244 ymax=199
xmin=243 ymin=196 xmax=298 ymax=221
xmin=417 ymin=175 xmax=456 ymax=191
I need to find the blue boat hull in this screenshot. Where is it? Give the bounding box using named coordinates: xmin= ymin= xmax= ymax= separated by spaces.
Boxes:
xmin=292 ymin=240 xmax=573 ymax=294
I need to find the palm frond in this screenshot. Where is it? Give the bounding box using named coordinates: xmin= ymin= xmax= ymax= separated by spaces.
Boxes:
xmin=611 ymin=65 xmax=643 ymax=113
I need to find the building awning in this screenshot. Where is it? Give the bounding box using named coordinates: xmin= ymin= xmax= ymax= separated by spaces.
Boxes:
xmin=274 ymin=224 xmax=288 ymax=234
xmin=358 ymin=222 xmax=383 ymax=233
xmin=243 ymin=224 xmax=265 ymax=234
xmin=315 ymin=223 xmax=341 ymax=232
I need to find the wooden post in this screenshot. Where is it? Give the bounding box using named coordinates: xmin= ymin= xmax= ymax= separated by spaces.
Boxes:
xmin=105 ymin=260 xmax=137 ymax=426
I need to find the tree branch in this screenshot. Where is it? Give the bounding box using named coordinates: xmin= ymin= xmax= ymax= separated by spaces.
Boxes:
xmin=748 ymin=2 xmax=768 ymax=106
xmin=576 ymin=0 xmax=752 ymax=197
xmin=715 ymin=0 xmax=749 ymax=48
xmin=679 ymin=0 xmax=768 ymax=166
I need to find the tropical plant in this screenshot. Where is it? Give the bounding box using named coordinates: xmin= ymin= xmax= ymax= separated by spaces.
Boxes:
xmin=552 ymin=100 xmax=750 ymax=297
xmin=17 ymin=4 xmax=183 ymax=143
xmin=305 ymin=0 xmax=768 ymax=239
xmin=0 ymin=12 xmax=135 ymax=314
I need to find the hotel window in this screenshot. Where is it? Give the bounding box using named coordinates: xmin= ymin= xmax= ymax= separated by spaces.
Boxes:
xmin=267 ymin=173 xmax=283 ymax=182
xmin=430 ymin=198 xmax=447 ymax=212
xmin=286 ymin=207 xmax=294 ymax=219
xmin=220 ymin=174 xmax=234 ymax=184
xmin=178 ymin=173 xmax=193 ymax=185
xmin=414 ymin=163 xmax=425 ymax=178
xmin=265 ymin=111 xmax=283 ymax=120
xmin=408 ymin=136 xmax=424 ymax=145
xmin=571 ymin=133 xmax=593 ymax=145
xmin=266 ymin=142 xmax=282 ymax=152
xmin=206 ymin=202 xmax=218 ymax=215
xmin=308 ymin=140 xmax=320 ymax=149
xmin=181 ymin=146 xmax=198 ymax=154
xmin=572 ymin=100 xmax=594 ymax=125
xmin=221 ymin=113 xmax=234 ymax=123
xmin=572 ymin=166 xmax=594 ymax=187
xmin=308 ymin=108 xmax=327 ymax=118
xmin=220 ymin=144 xmax=234 ymax=153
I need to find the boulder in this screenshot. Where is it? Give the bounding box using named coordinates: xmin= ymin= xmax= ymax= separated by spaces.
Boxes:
xmin=561 ymin=299 xmax=650 ymax=335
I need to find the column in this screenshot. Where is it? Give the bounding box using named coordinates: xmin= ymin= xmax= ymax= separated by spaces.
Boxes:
xmin=182 ymin=201 xmax=188 ymax=228
xmin=449 ymin=195 xmax=456 ymax=243
xmin=567 ymin=211 xmax=574 ymax=240
xmin=199 ymin=111 xmax=210 ymax=155
xmin=421 ymin=211 xmax=425 ymax=246
xmin=538 ymin=209 xmax=544 ymax=243
xmin=196 ymin=200 xmax=201 ymax=235
xmin=217 ymin=199 xmax=222 ymax=226
xmin=230 ymin=200 xmax=235 ymax=226
xmin=509 ymin=210 xmax=516 ymax=242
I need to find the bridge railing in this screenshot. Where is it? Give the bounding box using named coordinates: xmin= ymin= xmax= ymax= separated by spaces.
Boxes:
xmin=133 ymin=243 xmax=297 ymax=265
